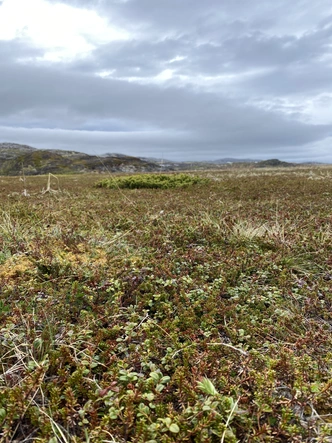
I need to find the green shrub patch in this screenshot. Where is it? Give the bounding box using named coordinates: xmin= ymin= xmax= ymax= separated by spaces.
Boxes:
xmin=96 ymin=173 xmax=209 ymax=189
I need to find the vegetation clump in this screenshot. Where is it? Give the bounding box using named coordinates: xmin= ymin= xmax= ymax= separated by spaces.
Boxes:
xmin=256 ymin=158 xmax=295 ymax=168
xmin=96 ymin=173 xmax=209 ymax=189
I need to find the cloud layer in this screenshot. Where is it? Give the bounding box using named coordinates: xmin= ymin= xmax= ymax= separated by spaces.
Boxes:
xmin=1 ymin=0 xmax=332 ymax=161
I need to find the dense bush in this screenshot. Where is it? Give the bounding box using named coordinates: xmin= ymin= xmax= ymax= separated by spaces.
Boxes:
xmin=96 ymin=173 xmax=209 ymax=189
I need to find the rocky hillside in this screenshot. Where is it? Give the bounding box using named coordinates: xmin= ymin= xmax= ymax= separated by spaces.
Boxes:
xmin=0 ymin=143 xmax=164 ymax=175
xmin=0 ymin=142 xmax=37 ymax=159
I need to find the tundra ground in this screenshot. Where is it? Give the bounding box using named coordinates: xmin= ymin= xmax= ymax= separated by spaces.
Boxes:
xmin=0 ymin=167 xmax=331 ymax=442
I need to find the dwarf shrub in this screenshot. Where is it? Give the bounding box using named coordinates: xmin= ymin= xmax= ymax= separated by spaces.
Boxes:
xmin=96 ymin=173 xmax=209 ymax=189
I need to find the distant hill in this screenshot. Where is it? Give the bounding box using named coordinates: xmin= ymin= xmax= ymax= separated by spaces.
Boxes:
xmin=0 ymin=143 xmax=318 ymax=175
xmin=0 ymin=143 xmax=162 ymax=175
xmin=211 ymin=158 xmax=258 ymax=164
xmin=255 ymin=159 xmax=296 ymax=168
xmin=0 ymin=142 xmax=37 ymax=159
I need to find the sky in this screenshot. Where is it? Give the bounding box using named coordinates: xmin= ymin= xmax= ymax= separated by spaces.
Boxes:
xmin=0 ymin=0 xmax=332 ymax=162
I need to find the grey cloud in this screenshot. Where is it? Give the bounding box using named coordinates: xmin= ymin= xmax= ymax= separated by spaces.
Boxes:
xmin=1 ymin=125 xmax=331 ymax=162
xmin=99 ymin=0 xmax=332 ymax=39
xmin=70 ymin=38 xmax=184 ymax=77
xmin=219 ymin=25 xmax=332 ymax=69
xmin=242 ymin=62 xmax=332 ymax=96
xmin=49 ymin=0 xmax=332 ymax=98
xmin=0 ymin=39 xmax=43 ymax=62
xmin=67 ymin=13 xmax=332 ymax=95
xmin=0 ymin=61 xmax=330 ymax=155
xmin=50 ymin=0 xmax=332 ymax=43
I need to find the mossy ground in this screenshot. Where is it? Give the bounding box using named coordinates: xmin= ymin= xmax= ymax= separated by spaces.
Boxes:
xmin=0 ymin=168 xmax=331 ymax=442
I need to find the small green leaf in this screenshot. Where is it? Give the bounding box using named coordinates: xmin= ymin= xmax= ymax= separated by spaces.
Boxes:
xmin=169 ymin=423 xmax=180 ymax=433
xmin=149 ymin=371 xmax=161 ymax=381
xmin=143 ymin=392 xmax=155 ymax=401
xmin=27 ymin=360 xmax=37 ymax=371
xmin=310 ymin=382 xmax=321 ymax=393
xmin=161 ymin=376 xmax=170 ymax=384
xmin=156 ymin=383 xmax=165 ymax=392
xmin=197 ymin=377 xmax=218 ymax=396
xmin=164 ymin=417 xmax=172 ymax=426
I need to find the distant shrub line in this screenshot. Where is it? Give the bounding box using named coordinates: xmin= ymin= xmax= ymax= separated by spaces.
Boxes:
xmin=95 ymin=173 xmax=209 ymax=189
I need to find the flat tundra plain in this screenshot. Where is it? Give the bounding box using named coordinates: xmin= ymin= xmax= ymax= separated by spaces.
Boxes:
xmin=0 ymin=167 xmax=331 ymax=442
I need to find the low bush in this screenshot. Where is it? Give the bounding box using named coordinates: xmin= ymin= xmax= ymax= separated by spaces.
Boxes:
xmin=96 ymin=173 xmax=209 ymax=189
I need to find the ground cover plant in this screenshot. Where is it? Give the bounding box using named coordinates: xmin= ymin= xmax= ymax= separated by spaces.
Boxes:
xmin=0 ymin=167 xmax=331 ymax=442
xmin=96 ymin=173 xmax=209 ymax=189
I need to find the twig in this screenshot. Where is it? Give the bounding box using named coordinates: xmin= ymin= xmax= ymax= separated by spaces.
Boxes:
xmin=207 ymin=342 xmax=248 ymax=356
xmin=221 ymin=397 xmax=240 ymax=443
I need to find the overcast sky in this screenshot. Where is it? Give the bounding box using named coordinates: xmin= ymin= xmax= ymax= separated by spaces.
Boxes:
xmin=1 ymin=0 xmax=332 ymax=161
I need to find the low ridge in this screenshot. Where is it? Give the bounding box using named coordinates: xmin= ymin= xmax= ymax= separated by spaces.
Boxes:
xmin=0 ymin=143 xmax=162 ymax=175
